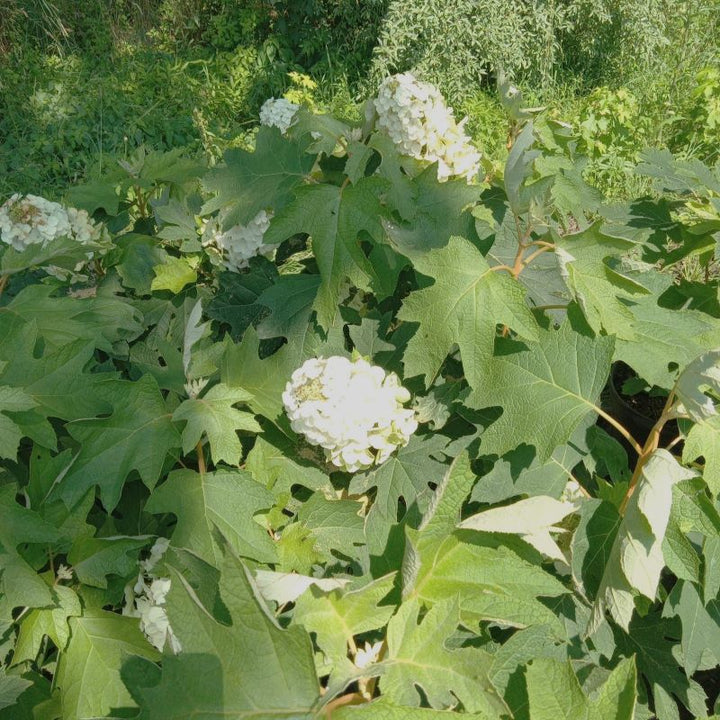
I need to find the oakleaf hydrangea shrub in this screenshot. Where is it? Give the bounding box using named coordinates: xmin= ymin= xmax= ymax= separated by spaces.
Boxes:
xmin=0 ymin=76 xmax=719 ymax=720
xmin=282 ymin=355 xmax=417 ymax=472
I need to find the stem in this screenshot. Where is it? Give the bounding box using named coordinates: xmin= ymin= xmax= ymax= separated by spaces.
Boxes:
xmin=595 ymin=407 xmax=643 ymax=456
xmin=666 ymin=434 xmax=683 ymax=453
xmin=196 ymin=441 xmax=206 ymax=476
xmin=0 ymin=274 xmax=8 ymax=298
xmin=619 ymin=391 xmax=676 ymax=515
xmin=490 ymin=264 xmax=514 ymax=274
xmin=523 ymin=245 xmax=553 ymax=267
xmin=323 ymin=693 xmax=365 ymax=718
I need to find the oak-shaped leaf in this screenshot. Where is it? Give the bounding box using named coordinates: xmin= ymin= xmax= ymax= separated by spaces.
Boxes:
xmin=683 ymin=416 xmax=720 ymax=495
xmin=145 ymin=468 xmax=277 ymax=566
xmin=334 ymin=698 xmax=496 ymax=719
xmin=264 ymin=177 xmax=387 ymax=329
xmin=54 ymin=611 xmax=160 ymax=720
xmin=172 ymin=383 xmax=261 ymax=466
xmin=615 ymin=610 xmax=708 ymax=720
xmin=614 ymin=294 xmax=720 ymax=389
xmin=398 ymin=235 xmax=539 ymax=391
xmin=349 ymin=433 xmax=450 ymax=555
xmin=403 ymin=453 xmax=569 ymax=635
xmin=674 ymin=348 xmax=720 ymax=421
xmin=201 ymin=127 xmax=315 ymax=226
xmin=128 ymin=546 xmax=319 ymax=719
xmin=0 ymin=386 xmax=37 ymax=459
xmin=0 ymin=485 xmax=60 ymax=617
xmin=0 ymin=284 xmax=144 ymax=353
xmin=554 ymin=223 xmax=648 ymax=339
xmin=664 ymin=580 xmax=720 ymax=675
xmin=292 ymin=574 xmax=396 ymax=677
xmin=468 ymin=323 xmax=614 ymax=461
xmin=588 ymin=450 xmax=696 ymax=634
xmin=381 ymin=598 xmax=507 ymax=717
xmin=384 ymin=164 xmax=480 ymax=254
xmin=12 ymin=586 xmax=82 ymax=664
xmin=526 ymin=656 xmax=636 ymax=720
xmin=460 ymin=496 xmax=578 ymax=562
xmin=58 ymin=374 xmax=182 ymax=511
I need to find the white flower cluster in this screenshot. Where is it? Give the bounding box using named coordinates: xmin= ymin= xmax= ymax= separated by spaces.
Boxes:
xmin=373 ymin=73 xmax=481 ymax=183
xmin=260 ymin=98 xmax=300 ymax=134
xmin=282 ymin=356 xmax=418 ymax=473
xmin=202 ymin=209 xmax=278 ymax=272
xmin=0 ymin=193 xmax=108 ymax=280
xmin=123 ymin=538 xmax=182 ymax=654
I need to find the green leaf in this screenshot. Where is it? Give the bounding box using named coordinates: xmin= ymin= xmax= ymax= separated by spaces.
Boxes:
xmin=0 ymin=485 xmax=59 ymax=615
xmin=145 ymin=468 xmax=277 ymax=566
xmin=468 ymin=323 xmax=614 ymax=461
xmin=256 ymin=273 xmax=322 ymax=341
xmin=202 ymin=127 xmax=315 ymax=226
xmin=293 ymin=574 xmax=396 ymax=676
xmin=67 ymin=536 xmax=149 ymax=588
xmin=65 ymin=179 xmax=120 ymax=215
xmin=264 ymin=178 xmax=386 ymax=329
xmin=0 ymin=234 xmax=102 ymax=277
xmin=0 ymin=334 xmax=116 ymax=421
xmin=385 ymin=165 xmax=479 ymax=254
xmin=460 ymin=496 xmax=578 ymax=561
xmin=683 ymin=416 xmax=720 ymax=495
xmin=0 ymin=386 xmax=36 ymax=459
xmin=245 ymin=432 xmax=333 ymax=497
xmin=664 ymin=581 xmax=720 ymax=675
xmin=614 ymin=296 xmax=720 ymax=389
xmin=296 ymin=492 xmax=366 ymax=562
xmin=55 ymin=610 xmax=160 ymax=720
xmin=675 ymin=349 xmax=720 ymax=421
xmin=526 ymin=657 xmax=636 ymax=720
xmin=58 ymin=374 xmax=182 ymax=511
xmin=113 ymin=234 xmax=169 ymax=295
xmin=554 ymin=223 xmax=646 ymax=339
xmin=150 ymin=255 xmax=198 ymax=293
xmin=587 ymin=657 xmax=637 ymax=720
xmin=206 ymin=263 xmax=278 ymax=339
xmin=398 ymin=235 xmax=539 ymax=390
xmin=132 ymin=546 xmax=319 ymax=719
xmin=504 ymin=122 xmax=545 ymax=216
xmin=382 ymin=598 xmax=507 ymax=717
xmin=488 ymin=624 xmax=567 ymax=705
xmin=368 ymin=132 xmax=416 ymax=221
xmin=221 ymin=323 xmax=346 ymax=426
xmin=349 ymin=433 xmax=450 ymax=554
xmin=471 ymin=426 xmax=589 ymax=506
xmin=589 ymin=450 xmax=697 ymax=633
xmin=404 ymin=454 xmax=569 ymax=634
xmin=172 ymin=383 xmax=260 ymax=466
xmin=526 ymin=658 xmax=588 ymax=720
xmin=334 ymin=698 xmax=495 ymax=719
xmin=616 ymin=610 xmax=708 ymax=720
xmin=13 ymin=586 xmax=82 ymax=664
xmin=0 ymin=285 xmax=144 ymax=353
xmin=0 ymin=670 xmax=32 ymax=711
xmin=483 ymin=204 xmax=568 ymax=311
xmin=571 ymin=499 xmax=622 ymax=601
